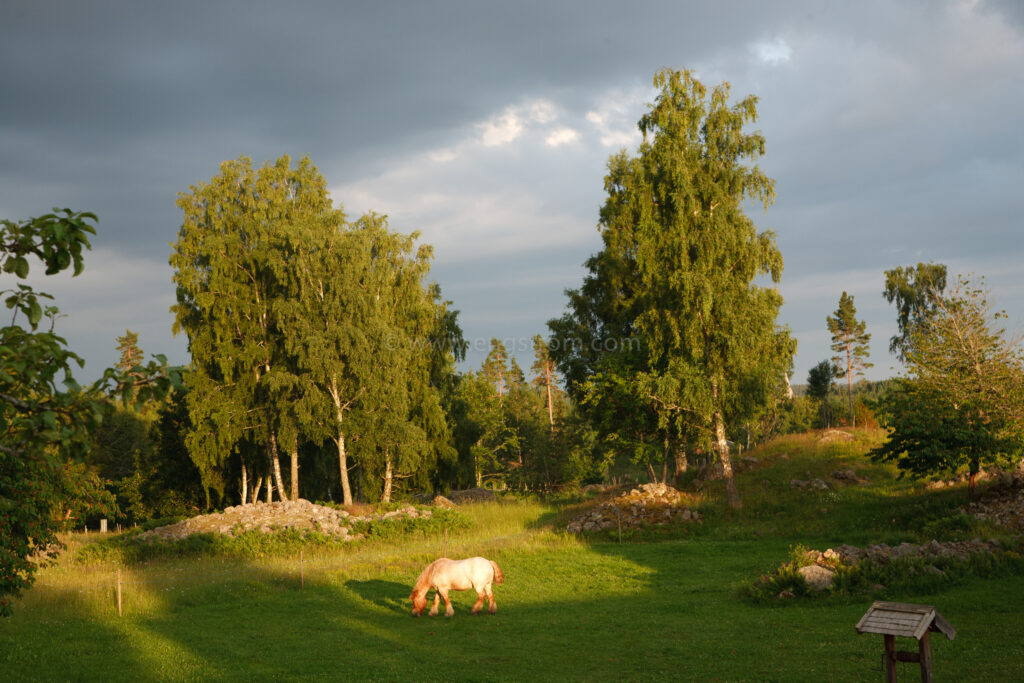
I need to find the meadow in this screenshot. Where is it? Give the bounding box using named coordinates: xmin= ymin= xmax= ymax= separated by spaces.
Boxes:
xmin=3 ymin=430 xmax=1023 ymax=682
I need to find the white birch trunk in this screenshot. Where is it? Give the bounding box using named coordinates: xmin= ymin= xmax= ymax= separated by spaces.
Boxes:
xmin=268 ymin=429 xmax=287 ymax=501
xmin=711 ymin=379 xmax=742 ymax=509
xmin=330 ymin=376 xmax=354 ymax=506
xmin=240 ymin=458 xmax=248 ymax=505
xmin=382 ymin=452 xmax=393 ymax=503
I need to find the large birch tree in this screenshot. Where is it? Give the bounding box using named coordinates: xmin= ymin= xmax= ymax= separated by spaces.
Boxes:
xmin=549 ymin=69 xmax=792 ymax=508
xmin=171 ymin=155 xmax=341 ymax=502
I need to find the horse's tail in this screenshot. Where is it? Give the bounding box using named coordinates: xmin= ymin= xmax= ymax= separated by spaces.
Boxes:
xmin=490 ymin=560 xmax=505 ymax=585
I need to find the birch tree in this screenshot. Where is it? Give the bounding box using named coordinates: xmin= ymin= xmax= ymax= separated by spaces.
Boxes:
xmin=871 ymin=276 xmax=1024 ymax=498
xmin=550 ymin=69 xmax=792 ymax=508
xmin=171 ymin=155 xmax=340 ymax=502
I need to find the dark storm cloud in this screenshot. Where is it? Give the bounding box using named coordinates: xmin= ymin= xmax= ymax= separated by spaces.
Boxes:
xmin=3 ymin=0 xmax=1023 ymax=383
xmin=1 ymin=0 xmax=792 ymax=248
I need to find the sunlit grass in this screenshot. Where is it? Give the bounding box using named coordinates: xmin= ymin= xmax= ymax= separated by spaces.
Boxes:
xmin=4 ymin=431 xmax=1023 ymax=681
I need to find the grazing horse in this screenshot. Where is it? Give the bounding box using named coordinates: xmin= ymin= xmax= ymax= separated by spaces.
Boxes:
xmin=410 ymin=557 xmax=504 ymax=617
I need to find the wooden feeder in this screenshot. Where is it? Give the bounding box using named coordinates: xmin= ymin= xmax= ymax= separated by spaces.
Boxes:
xmin=855 ymin=601 xmax=956 ymax=683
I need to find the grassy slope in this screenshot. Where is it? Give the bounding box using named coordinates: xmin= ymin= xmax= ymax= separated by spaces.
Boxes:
xmin=3 ymin=430 xmax=1023 ymax=682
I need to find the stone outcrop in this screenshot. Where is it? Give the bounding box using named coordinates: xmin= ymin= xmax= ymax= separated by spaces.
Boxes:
xmin=802 ymin=538 xmax=1003 ymax=568
xmin=831 ymin=468 xmax=869 ymax=484
xmin=789 ymin=478 xmax=830 ymax=490
xmin=447 ymin=488 xmax=498 ymax=504
xmin=964 ymin=478 xmax=1024 ymax=531
xmin=137 ymin=499 xmax=432 ymax=542
xmin=798 ymin=564 xmax=835 ymax=590
xmin=566 ymin=483 xmax=701 ymax=533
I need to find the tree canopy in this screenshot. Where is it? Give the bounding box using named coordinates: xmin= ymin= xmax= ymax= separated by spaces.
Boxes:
xmin=871 ymin=276 xmax=1024 ymax=496
xmin=549 ymin=68 xmax=793 ymax=507
xmin=827 ymin=291 xmax=871 ymax=426
xmin=171 ymin=156 xmax=460 ymax=506
xmin=2 ymin=209 xmax=178 ymax=616
xmin=884 ymin=262 xmax=947 ymax=361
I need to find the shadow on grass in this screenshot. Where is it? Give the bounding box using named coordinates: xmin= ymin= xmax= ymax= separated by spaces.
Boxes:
xmin=6 ymin=538 xmax=1024 ymax=681
xmin=345 ymin=578 xmax=411 ymax=613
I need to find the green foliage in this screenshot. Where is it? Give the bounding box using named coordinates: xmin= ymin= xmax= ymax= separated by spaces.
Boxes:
xmin=884 ymin=261 xmax=947 ymax=361
xmin=745 ymin=540 xmax=1024 ymax=604
xmin=352 ymin=507 xmax=471 ymax=541
xmin=173 ymin=156 xmax=459 ymax=505
xmin=1 ymin=209 xmax=103 ymax=616
xmin=1 ymin=208 xmax=180 ymax=616
xmin=827 ymin=292 xmax=871 ymax=426
xmin=806 ymin=359 xmax=835 ymax=428
xmin=871 ymin=276 xmax=1024 ymax=489
xmin=549 ymin=68 xmax=793 ymax=506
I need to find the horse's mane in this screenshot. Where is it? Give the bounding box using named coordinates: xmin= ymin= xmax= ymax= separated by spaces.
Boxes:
xmin=410 ymin=558 xmax=448 ymax=598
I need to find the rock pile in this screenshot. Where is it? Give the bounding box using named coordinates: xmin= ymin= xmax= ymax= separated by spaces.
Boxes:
xmin=566 ymin=483 xmax=701 ymax=533
xmin=964 ymin=477 xmax=1024 ymax=531
xmin=787 ymin=538 xmax=1005 ymax=592
xmin=137 ymin=499 xmax=432 ymax=542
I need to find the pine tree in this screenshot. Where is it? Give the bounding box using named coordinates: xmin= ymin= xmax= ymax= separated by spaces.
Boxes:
xmin=826 ymin=292 xmax=872 ymax=427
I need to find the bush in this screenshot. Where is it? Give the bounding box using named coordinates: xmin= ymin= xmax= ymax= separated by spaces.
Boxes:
xmin=743 ymin=539 xmax=1024 ymax=604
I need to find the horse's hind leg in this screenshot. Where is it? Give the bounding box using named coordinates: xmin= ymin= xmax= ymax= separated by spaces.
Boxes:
xmin=486 ymin=584 xmax=497 ymax=614
xmin=428 ymin=590 xmax=440 ymax=617
xmin=471 ymin=588 xmax=485 ymax=615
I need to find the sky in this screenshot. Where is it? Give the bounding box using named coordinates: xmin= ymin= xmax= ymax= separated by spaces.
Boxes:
xmin=3 ymin=0 xmax=1024 ymax=385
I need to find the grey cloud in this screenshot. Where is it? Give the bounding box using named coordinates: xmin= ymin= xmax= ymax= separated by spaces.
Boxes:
xmin=3 ymin=0 xmax=1023 ymax=385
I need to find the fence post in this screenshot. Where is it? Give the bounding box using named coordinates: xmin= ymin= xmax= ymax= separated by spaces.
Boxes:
xmin=300 ymin=550 xmax=304 ymax=589
xmin=443 ymin=527 xmax=448 ymax=557
xmin=116 ymin=568 xmax=122 ymax=617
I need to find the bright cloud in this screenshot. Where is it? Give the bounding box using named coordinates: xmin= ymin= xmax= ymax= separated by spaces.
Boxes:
xmin=479 ymin=108 xmax=524 ymax=147
xmin=584 ymin=87 xmax=648 ymax=148
xmin=752 ymin=38 xmax=792 ymax=65
xmin=545 ymin=127 xmax=579 ymax=147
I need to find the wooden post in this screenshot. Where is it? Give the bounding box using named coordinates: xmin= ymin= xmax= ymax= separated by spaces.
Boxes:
xmin=300 ymin=550 xmax=304 ymax=589
xmin=918 ymin=631 xmax=932 ymax=683
xmin=116 ymin=568 xmax=122 ymax=617
xmin=100 ymin=519 xmax=108 ymax=534
xmin=616 ymin=508 xmax=622 ymax=544
xmin=443 ymin=527 xmax=448 ymax=557
xmin=884 ymin=634 xmax=898 ymax=683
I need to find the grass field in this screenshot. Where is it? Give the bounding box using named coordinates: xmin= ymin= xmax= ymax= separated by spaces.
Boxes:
xmin=3 ymin=430 xmax=1023 ymax=681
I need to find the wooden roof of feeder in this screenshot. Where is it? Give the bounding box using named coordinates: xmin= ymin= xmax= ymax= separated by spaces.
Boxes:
xmin=855 ymin=601 xmax=957 ymax=641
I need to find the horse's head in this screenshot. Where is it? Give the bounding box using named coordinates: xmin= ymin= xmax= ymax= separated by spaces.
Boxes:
xmin=410 ymin=589 xmax=428 ymax=617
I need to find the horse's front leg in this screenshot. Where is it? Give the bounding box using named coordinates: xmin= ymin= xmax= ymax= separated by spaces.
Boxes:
xmin=428 ymin=590 xmax=440 ymax=617
xmin=440 ymin=588 xmax=454 ymax=617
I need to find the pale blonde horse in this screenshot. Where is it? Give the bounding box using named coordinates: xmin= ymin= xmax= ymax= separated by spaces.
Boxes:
xmin=410 ymin=557 xmax=504 ymax=617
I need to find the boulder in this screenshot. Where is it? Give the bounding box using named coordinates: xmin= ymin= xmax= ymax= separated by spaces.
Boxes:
xmin=798 ymin=564 xmax=835 ymax=591
xmin=432 ymin=495 xmax=458 ymax=509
